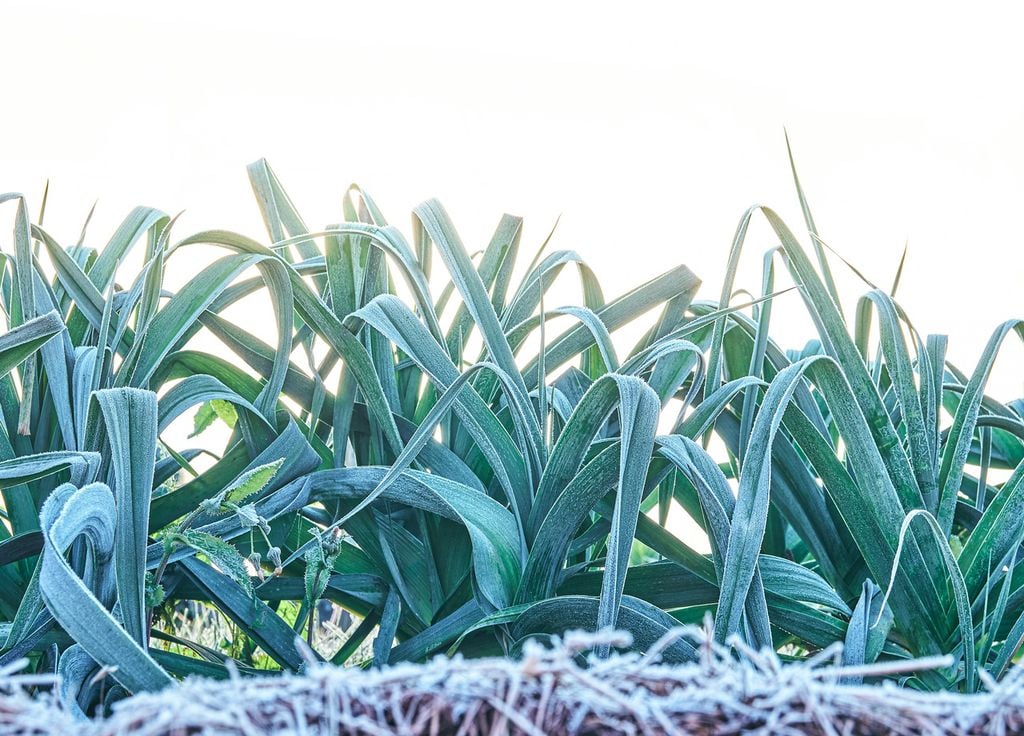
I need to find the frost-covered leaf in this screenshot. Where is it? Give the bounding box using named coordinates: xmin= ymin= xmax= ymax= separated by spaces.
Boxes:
xmin=177 ymin=530 xmax=252 ymax=598
xmin=233 ymin=503 xmax=262 ymax=529
xmin=224 ymin=459 xmax=284 ymax=504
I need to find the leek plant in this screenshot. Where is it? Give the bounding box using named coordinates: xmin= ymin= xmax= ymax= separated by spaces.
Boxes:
xmin=0 ymin=190 xmax=321 ymax=715
xmin=1 ymin=147 xmax=1022 ymax=709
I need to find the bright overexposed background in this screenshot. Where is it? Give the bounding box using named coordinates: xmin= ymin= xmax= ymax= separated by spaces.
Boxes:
xmin=2 ymin=2 xmax=1023 ymax=411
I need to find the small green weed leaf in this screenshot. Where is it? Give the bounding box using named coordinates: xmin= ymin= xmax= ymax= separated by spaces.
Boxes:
xmin=177 ymin=530 xmax=253 ymax=598
xmin=189 ymin=399 xmax=239 ymax=437
xmin=224 ymin=459 xmax=284 ymax=504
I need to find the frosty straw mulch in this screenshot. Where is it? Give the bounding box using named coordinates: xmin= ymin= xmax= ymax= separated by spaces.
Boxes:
xmin=2 ymin=627 xmax=1022 ymax=736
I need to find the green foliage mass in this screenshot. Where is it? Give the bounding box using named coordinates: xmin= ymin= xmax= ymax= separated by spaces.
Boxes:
xmin=1 ymin=143 xmax=1022 ymax=714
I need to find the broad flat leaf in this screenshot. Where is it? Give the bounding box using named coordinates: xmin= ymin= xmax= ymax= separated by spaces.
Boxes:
xmin=39 ymin=483 xmax=170 ymax=693
xmin=0 ymin=310 xmax=64 ymax=378
xmin=91 ymin=388 xmax=158 ymax=646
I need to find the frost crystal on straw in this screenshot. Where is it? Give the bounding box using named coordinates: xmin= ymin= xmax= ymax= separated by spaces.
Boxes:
xmin=3 ymin=628 xmax=1024 ymax=735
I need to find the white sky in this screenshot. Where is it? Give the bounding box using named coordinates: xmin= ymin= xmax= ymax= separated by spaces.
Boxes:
xmin=2 ymin=0 xmax=1023 ymax=402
